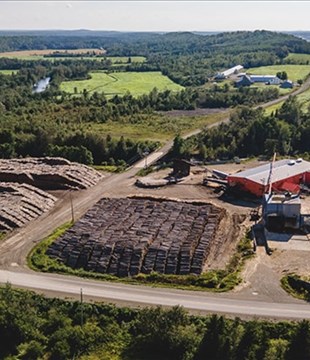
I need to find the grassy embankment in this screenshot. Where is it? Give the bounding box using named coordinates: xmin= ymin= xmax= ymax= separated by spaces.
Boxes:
xmin=281 ymin=274 xmax=310 ymax=301
xmin=28 ymin=223 xmax=254 ymax=292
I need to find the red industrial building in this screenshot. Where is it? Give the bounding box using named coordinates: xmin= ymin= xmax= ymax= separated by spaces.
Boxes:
xmin=227 ymin=158 xmax=310 ymax=197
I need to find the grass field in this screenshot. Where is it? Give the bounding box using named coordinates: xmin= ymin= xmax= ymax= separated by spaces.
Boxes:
xmin=89 ymin=111 xmax=229 ymax=142
xmin=296 ymin=86 xmax=310 ymax=111
xmin=60 ymin=71 xmax=184 ymax=97
xmin=0 ymin=69 xmax=18 ymax=75
xmin=247 ymin=64 xmax=310 ymax=82
xmin=264 ymin=85 xmax=310 ymax=116
xmin=0 ymin=49 xmax=146 ymax=64
xmin=285 ymin=53 xmax=310 ymax=64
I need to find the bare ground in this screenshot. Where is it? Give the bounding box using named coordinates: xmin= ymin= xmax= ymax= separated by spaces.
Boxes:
xmin=133 ymin=165 xmax=310 ymax=302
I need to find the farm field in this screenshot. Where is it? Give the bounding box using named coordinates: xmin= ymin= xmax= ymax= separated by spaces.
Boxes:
xmin=247 ymin=64 xmax=310 ymax=81
xmin=284 ymin=52 xmax=310 ymax=63
xmin=250 ymin=82 xmax=291 ymax=95
xmin=0 ymin=69 xmax=17 ymax=75
xmin=60 ymin=71 xmax=184 ymax=97
xmin=0 ymin=48 xmax=145 ymax=64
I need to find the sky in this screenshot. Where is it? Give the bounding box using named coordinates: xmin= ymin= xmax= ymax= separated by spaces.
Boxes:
xmin=0 ymin=1 xmax=310 ymax=32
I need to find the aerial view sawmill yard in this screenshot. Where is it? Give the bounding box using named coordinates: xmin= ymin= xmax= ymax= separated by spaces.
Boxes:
xmin=0 ymin=1 xmax=310 ymax=359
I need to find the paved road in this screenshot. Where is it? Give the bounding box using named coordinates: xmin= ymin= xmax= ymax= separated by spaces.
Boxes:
xmin=1 ymin=82 xmax=310 ymax=319
xmin=1 ymin=269 xmax=310 ymax=320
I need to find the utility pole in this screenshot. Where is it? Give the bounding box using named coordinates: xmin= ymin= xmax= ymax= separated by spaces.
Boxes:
xmin=143 ymin=147 xmax=149 ymax=169
xmin=80 ymin=287 xmax=84 ymax=327
xmin=70 ymin=190 xmax=75 ymax=223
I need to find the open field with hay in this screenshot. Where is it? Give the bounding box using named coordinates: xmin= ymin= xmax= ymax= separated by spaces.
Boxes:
xmin=60 ymin=71 xmax=184 ymax=97
xmin=285 ymin=52 xmax=310 ymax=63
xmin=0 ymin=49 xmax=145 ymax=64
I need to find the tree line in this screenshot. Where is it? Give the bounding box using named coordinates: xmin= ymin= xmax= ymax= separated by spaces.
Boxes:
xmin=190 ymin=96 xmax=310 ymax=161
xmin=0 ymin=284 xmax=309 ymax=360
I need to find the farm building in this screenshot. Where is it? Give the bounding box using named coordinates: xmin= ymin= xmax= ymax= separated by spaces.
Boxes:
xmin=227 ymin=158 xmax=310 ymax=197
xmin=215 ymin=65 xmax=243 ymax=80
xmin=249 ymin=75 xmax=281 ymax=85
xmin=235 ymin=74 xmax=253 ymax=87
xmin=280 ymin=80 xmax=294 ymax=89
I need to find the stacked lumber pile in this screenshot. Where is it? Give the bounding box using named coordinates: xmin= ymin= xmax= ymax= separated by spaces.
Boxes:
xmin=47 ymin=197 xmax=225 ymax=276
xmin=0 ymin=157 xmax=103 ymax=190
xmin=0 ymin=182 xmax=56 ymax=231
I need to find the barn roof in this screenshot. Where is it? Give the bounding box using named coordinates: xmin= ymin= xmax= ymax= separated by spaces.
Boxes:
xmin=228 ymin=159 xmax=310 ymax=185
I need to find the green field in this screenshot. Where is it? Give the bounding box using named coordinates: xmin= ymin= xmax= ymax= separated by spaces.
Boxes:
xmin=285 ymin=53 xmax=310 ymax=64
xmin=0 ymin=52 xmax=146 ymax=64
xmin=88 ymin=111 xmax=227 ymax=142
xmin=60 ymin=71 xmax=184 ymax=97
xmin=296 ymin=86 xmax=310 ymax=111
xmin=0 ymin=69 xmax=18 ymax=75
xmin=247 ymin=64 xmax=310 ymax=82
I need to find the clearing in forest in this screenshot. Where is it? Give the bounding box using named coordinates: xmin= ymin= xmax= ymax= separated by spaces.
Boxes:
xmin=60 ymin=71 xmax=184 ymax=96
xmin=0 ymin=69 xmax=18 ymax=75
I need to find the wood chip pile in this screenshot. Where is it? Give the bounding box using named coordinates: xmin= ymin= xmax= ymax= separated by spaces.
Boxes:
xmin=0 ymin=157 xmax=103 ymax=190
xmin=47 ymin=197 xmax=225 ymax=276
xmin=0 ymin=182 xmax=56 ymax=231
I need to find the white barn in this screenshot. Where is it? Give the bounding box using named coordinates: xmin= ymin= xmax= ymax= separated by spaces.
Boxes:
xmin=215 ymin=65 xmax=244 ymax=79
xmin=249 ymin=75 xmax=281 ymax=85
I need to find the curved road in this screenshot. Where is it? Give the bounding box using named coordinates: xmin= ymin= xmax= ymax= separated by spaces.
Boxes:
xmin=1 ymin=269 xmax=310 ymax=320
xmin=1 ymin=80 xmax=310 ymax=319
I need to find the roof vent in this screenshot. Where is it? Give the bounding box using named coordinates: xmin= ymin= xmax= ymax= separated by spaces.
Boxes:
xmin=288 ymin=160 xmax=295 ymax=165
xmin=296 ymin=158 xmax=303 ymax=163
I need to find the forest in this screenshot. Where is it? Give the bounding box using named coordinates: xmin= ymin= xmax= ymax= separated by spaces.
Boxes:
xmin=0 ymin=285 xmax=309 ymax=360
xmin=187 ymin=96 xmax=310 ymax=161
xmin=0 ymin=30 xmax=310 ymax=165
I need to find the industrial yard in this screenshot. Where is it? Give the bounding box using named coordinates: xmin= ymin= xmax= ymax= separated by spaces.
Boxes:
xmin=0 ymin=155 xmax=309 ymax=303
xmin=46 ymin=197 xmax=227 ymax=276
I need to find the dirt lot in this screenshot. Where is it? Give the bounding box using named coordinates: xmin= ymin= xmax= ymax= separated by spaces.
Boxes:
xmin=133 ymin=162 xmax=310 ymax=302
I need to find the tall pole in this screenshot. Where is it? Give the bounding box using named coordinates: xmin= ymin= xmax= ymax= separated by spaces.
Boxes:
xmin=70 ymin=190 xmax=74 ymax=223
xmin=80 ymin=287 xmax=84 ymax=327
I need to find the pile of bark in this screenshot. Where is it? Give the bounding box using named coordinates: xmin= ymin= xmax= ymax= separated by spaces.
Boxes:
xmin=0 ymin=182 xmax=56 ymax=231
xmin=47 ymin=197 xmax=225 ymax=277
xmin=0 ymin=157 xmax=103 ymax=190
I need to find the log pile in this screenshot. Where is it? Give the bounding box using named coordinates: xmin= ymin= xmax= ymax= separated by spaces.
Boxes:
xmin=0 ymin=182 xmax=56 ymax=231
xmin=0 ymin=157 xmax=103 ymax=190
xmin=47 ymin=197 xmax=225 ymax=276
